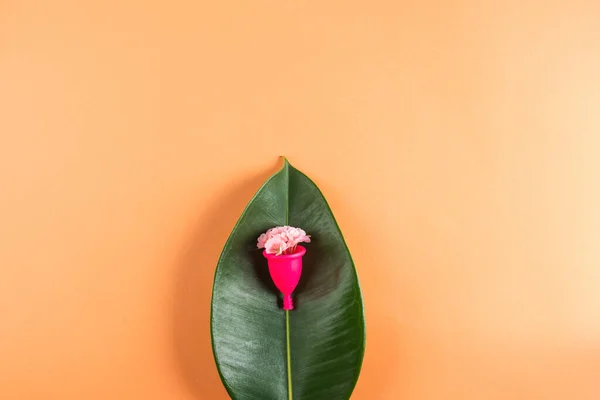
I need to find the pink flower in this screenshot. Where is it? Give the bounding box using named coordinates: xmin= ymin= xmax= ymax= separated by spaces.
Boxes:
xmin=265 ymin=236 xmax=288 ymax=256
xmin=257 ymin=233 xmax=269 ymax=249
xmin=298 ymin=233 xmax=311 ymax=244
xmin=267 ymin=226 xmax=285 ymax=236
xmin=285 ymin=226 xmax=311 ymax=246
xmin=257 ymin=225 xmax=311 ymax=255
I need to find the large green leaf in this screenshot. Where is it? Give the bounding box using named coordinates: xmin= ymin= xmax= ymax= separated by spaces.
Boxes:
xmin=210 ymin=159 xmax=365 ymax=400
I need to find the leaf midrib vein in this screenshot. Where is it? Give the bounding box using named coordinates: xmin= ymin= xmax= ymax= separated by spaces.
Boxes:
xmin=284 ymin=160 xmax=292 ymax=400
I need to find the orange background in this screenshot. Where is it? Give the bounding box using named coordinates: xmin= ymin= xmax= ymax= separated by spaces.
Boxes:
xmin=2 ymin=1 xmax=600 ymax=399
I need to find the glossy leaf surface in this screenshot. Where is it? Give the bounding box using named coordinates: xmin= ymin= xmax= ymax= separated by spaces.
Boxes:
xmin=211 ymin=159 xmax=365 ymax=400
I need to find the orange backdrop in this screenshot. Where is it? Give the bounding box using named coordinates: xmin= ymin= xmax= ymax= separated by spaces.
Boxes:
xmin=2 ymin=1 xmax=600 ymax=399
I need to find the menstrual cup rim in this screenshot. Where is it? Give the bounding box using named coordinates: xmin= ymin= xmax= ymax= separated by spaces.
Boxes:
xmin=262 ymin=245 xmax=306 ymax=260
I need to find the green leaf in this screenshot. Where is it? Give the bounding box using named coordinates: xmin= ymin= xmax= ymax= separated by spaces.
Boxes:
xmin=210 ymin=159 xmax=366 ymax=400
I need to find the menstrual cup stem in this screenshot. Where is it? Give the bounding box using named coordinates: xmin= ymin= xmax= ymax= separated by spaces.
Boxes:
xmin=283 ymin=294 xmax=294 ymax=310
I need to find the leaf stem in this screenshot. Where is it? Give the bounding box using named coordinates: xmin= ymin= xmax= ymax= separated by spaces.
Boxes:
xmin=286 ymin=309 xmax=293 ymax=400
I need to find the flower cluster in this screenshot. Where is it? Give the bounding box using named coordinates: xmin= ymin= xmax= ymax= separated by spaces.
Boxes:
xmin=257 ymin=226 xmax=311 ymax=256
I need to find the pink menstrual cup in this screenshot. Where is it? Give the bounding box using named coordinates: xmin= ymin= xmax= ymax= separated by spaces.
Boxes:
xmin=262 ymin=245 xmax=306 ymax=310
